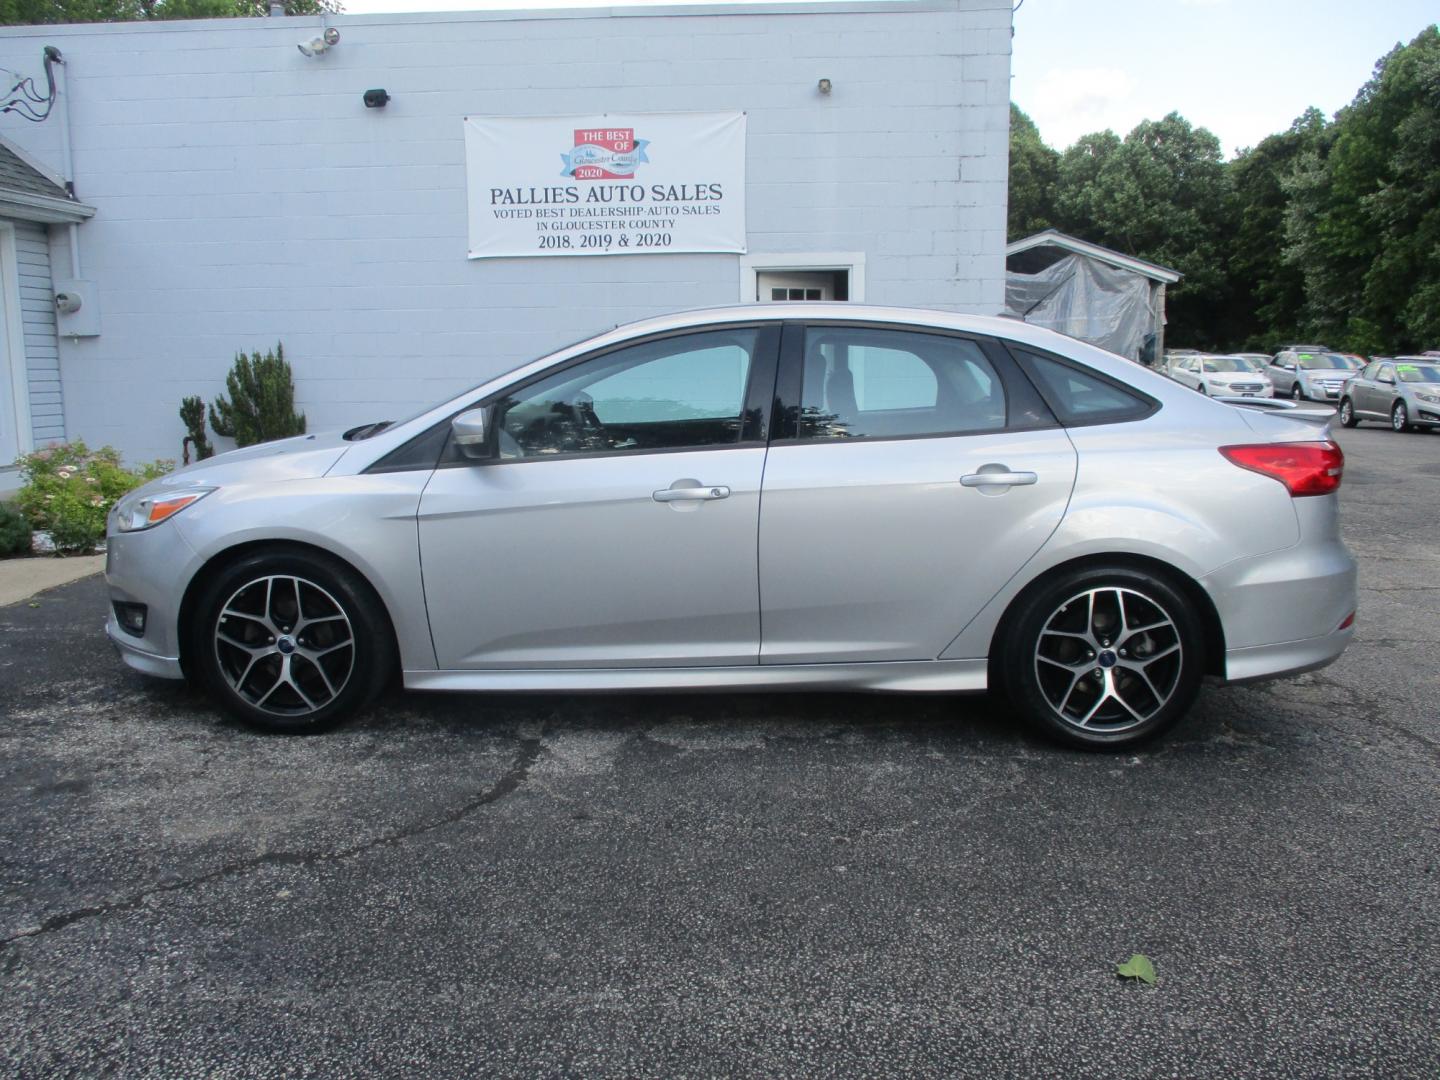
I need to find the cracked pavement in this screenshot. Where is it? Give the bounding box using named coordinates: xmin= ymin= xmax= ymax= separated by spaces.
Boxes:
xmin=1 ymin=424 xmax=1437 ymax=1077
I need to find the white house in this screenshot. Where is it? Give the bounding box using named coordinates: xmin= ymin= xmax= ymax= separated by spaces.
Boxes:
xmin=0 ymin=0 xmax=1012 ymax=479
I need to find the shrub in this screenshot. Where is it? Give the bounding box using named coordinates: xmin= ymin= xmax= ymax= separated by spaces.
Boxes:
xmin=180 ymin=395 xmax=214 ymax=463
xmin=208 ymin=342 xmax=306 ymax=448
xmin=0 ymin=501 xmax=31 ymax=557
xmin=15 ymin=441 xmax=173 ymax=555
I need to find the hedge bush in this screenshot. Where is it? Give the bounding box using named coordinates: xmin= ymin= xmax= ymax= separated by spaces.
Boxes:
xmin=0 ymin=501 xmax=30 ymax=557
xmin=15 ymin=441 xmax=172 ymax=555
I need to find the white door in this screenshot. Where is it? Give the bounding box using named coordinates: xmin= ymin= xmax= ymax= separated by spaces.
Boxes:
xmin=0 ymin=227 xmax=22 ymax=467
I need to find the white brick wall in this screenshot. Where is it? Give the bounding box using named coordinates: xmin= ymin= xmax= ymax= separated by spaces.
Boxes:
xmin=0 ymin=0 xmax=1011 ymax=463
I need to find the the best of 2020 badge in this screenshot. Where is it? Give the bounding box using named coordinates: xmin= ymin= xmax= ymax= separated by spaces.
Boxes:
xmin=561 ymin=128 xmax=651 ymax=180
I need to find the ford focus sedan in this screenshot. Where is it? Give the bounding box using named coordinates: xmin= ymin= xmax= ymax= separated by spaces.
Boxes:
xmin=105 ymin=305 xmax=1357 ymax=749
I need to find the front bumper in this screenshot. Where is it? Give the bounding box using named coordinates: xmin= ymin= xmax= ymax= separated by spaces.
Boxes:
xmin=104 ymin=517 xmax=201 ymax=681
xmin=105 ymin=615 xmax=185 ymax=679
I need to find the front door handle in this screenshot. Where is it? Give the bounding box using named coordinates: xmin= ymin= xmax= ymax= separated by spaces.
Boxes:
xmin=653 ymin=482 xmax=730 ymax=503
xmin=960 ymin=467 xmax=1037 ymax=488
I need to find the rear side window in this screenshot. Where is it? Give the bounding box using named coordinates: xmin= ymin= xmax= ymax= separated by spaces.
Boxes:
xmin=798 ymin=327 xmax=1007 ymax=440
xmin=1012 ymin=347 xmax=1155 ymax=426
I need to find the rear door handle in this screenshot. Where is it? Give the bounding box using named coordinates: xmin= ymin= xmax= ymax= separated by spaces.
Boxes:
xmin=653 ymin=483 xmax=730 ymax=503
xmin=960 ymin=469 xmax=1037 ymax=488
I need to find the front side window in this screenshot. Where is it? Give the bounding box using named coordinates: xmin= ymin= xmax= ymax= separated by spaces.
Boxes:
xmin=797 ymin=327 xmax=1007 ymax=440
xmin=493 ymin=328 xmax=760 ymax=460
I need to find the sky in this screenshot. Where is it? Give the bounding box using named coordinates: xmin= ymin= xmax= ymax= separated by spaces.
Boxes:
xmin=336 ymin=0 xmax=1439 ymax=159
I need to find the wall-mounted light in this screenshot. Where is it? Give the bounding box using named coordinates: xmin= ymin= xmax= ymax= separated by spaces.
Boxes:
xmin=817 ymin=78 xmax=832 ymax=95
xmin=363 ymin=88 xmax=390 ymax=109
xmin=297 ymin=27 xmax=340 ymax=58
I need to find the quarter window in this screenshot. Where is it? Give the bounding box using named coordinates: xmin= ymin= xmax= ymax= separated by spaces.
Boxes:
xmin=1012 ymin=348 xmax=1153 ymax=425
xmin=493 ymin=329 xmax=760 ymax=460
xmin=798 ymin=327 xmax=1007 ymax=440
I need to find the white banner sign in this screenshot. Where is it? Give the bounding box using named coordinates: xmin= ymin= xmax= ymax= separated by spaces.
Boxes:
xmin=464 ymin=112 xmax=746 ymax=259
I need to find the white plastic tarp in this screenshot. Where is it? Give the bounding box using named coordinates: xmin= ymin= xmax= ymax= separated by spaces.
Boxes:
xmin=1004 ymin=254 xmax=1157 ymax=362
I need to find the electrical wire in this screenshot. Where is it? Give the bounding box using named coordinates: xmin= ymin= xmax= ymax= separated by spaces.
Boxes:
xmin=1 ymin=48 xmax=59 ymax=123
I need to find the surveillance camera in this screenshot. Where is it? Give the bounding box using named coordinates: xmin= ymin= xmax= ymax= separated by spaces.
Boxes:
xmin=297 ymin=27 xmax=339 ymax=57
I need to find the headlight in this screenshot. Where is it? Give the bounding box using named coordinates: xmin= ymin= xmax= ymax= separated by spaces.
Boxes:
xmin=112 ymin=487 xmax=215 ymax=533
xmin=1416 ymin=391 xmax=1440 ymax=405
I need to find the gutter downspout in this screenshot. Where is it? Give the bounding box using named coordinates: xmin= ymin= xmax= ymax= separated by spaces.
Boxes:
xmin=49 ymin=47 xmax=81 ymax=278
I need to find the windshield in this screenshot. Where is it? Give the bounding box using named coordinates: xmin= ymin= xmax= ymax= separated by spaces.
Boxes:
xmin=1231 ymin=356 xmax=1266 ymax=372
xmin=1202 ymin=358 xmax=1246 ymax=373
xmin=1397 ymin=363 xmax=1440 ymax=384
xmin=1295 ymin=352 xmax=1362 ymax=370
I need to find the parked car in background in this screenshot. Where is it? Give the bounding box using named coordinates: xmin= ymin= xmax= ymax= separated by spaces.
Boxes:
xmin=1159 ymin=348 xmax=1200 ymax=377
xmin=1267 ymin=350 xmax=1365 ymax=402
xmin=1338 ymin=358 xmax=1440 ymax=432
xmin=1169 ymin=354 xmax=1274 ymax=398
xmin=103 ymin=304 xmax=1357 ymax=751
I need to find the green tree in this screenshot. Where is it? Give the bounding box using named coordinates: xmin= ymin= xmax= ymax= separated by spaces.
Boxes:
xmin=1284 ymin=27 xmax=1440 ymax=353
xmin=1226 ymin=107 xmax=1326 ymax=350
xmin=0 ymin=0 xmax=337 ymax=24
xmin=1053 ymin=113 xmax=1235 ymax=348
xmin=1007 ymin=104 xmax=1060 ymax=240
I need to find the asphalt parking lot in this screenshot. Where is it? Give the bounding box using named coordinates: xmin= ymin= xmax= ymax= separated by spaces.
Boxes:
xmin=2 ymin=422 xmax=1437 ymax=1078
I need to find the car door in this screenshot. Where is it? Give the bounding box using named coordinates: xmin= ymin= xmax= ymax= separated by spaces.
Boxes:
xmin=1172 ymin=357 xmax=1197 ymax=390
xmin=417 ymin=324 xmax=778 ymax=669
xmin=1350 ymin=363 xmax=1379 ymax=416
xmin=1372 ymin=363 xmax=1398 ymax=415
xmin=1268 ymin=353 xmax=1296 ymax=395
xmin=756 ymin=323 xmax=1078 ymax=664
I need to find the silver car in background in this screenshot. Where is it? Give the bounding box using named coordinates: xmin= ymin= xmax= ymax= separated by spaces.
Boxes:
xmin=104 ymin=305 xmax=1357 ymax=750
xmin=1168 ymin=354 xmax=1274 ymax=398
xmin=1267 ymin=349 xmax=1365 ymax=402
xmin=1339 ymin=358 xmax=1440 ymax=432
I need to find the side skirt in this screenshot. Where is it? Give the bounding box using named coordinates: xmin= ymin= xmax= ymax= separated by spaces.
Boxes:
xmin=403 ymin=659 xmax=989 ymax=694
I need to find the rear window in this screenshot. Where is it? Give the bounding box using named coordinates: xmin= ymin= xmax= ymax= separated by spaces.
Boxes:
xmin=1011 ymin=348 xmax=1155 ymax=426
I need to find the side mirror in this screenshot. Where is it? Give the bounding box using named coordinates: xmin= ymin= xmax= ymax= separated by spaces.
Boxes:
xmin=1378 ymin=375 xmax=1394 ymax=385
xmin=452 ymin=406 xmax=494 ymax=459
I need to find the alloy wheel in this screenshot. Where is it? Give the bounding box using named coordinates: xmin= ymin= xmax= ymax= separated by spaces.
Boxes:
xmin=1032 ymin=587 xmax=1183 ymax=734
xmin=1393 ymin=403 xmax=1409 ymax=432
xmin=213 ymin=574 xmax=356 ymax=718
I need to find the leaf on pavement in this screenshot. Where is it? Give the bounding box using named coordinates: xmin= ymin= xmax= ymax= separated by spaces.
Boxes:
xmin=1115 ymin=953 xmax=1157 ymax=985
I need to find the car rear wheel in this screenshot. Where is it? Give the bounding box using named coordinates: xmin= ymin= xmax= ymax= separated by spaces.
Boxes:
xmin=1392 ymin=402 xmax=1412 ymax=433
xmin=1338 ymin=398 xmax=1358 ymax=428
xmin=997 ymin=567 xmax=1205 ymax=751
xmin=192 ymin=549 xmax=393 ymax=734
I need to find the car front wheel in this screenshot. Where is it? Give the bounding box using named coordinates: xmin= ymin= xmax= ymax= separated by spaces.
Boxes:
xmin=1291 ymin=383 xmax=1305 ymax=401
xmin=192 ymin=549 xmax=393 ymax=733
xmin=997 ymin=567 xmax=1205 ymax=750
xmin=1392 ymin=402 xmax=1412 ymax=433
xmin=1338 ymin=398 xmax=1358 ymax=428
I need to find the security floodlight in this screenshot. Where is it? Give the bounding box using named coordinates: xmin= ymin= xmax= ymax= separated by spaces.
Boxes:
xmin=297 ymin=27 xmax=340 ymax=58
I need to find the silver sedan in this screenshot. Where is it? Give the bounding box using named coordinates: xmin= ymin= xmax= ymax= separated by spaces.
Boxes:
xmin=1338 ymin=358 xmax=1440 ymax=432
xmin=104 ymin=305 xmax=1357 ymax=750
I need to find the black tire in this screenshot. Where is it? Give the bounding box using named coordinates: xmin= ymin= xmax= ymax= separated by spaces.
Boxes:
xmin=192 ymin=548 xmax=393 ymax=734
xmin=1338 ymin=397 xmax=1358 ymax=428
xmin=1290 ymin=383 xmax=1304 ymax=401
xmin=995 ymin=566 xmax=1206 ymax=751
xmin=1391 ymin=401 xmax=1412 ymax=433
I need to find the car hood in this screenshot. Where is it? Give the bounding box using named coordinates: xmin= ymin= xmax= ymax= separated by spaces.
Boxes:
xmin=150 ymin=431 xmax=353 ymax=490
xmin=1299 ymin=369 xmax=1355 ymax=378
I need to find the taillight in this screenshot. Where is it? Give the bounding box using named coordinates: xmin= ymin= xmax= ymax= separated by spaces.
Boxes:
xmin=1219 ymin=441 xmax=1344 ymax=496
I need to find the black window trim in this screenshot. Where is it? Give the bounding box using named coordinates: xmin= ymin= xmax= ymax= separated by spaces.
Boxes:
xmin=770 ymin=319 xmax=1061 ymax=447
xmin=1003 ymin=340 xmax=1161 ymax=428
xmin=366 ymin=321 xmax=783 ymax=473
